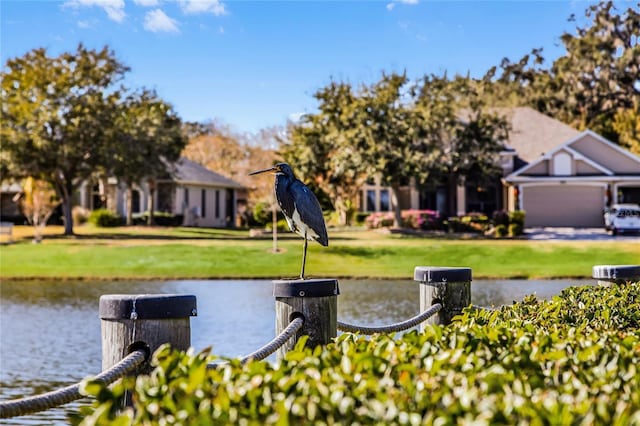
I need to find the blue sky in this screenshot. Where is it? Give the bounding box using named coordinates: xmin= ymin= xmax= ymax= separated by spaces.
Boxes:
xmin=1 ymin=0 xmax=607 ymax=134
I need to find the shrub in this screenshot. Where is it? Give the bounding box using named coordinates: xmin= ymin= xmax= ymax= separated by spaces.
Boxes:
xmin=88 ymin=209 xmax=122 ymax=227
xmin=78 ymin=282 xmax=640 ymax=425
xmin=251 ymin=201 xmax=272 ymax=227
xmin=509 ymin=222 xmax=524 ymax=237
xmin=265 ymin=218 xmax=290 ymax=232
xmin=364 ymin=211 xmax=394 ymax=229
xmin=365 ymin=210 xmax=441 ymax=230
xmin=72 ymin=206 xmax=90 ymax=225
xmin=446 ymin=212 xmax=489 ymax=233
xmin=132 ymin=212 xmax=184 ymax=226
xmin=354 ymin=212 xmax=370 ymax=226
xmin=401 ymin=209 xmax=441 ymax=230
xmin=492 ymin=210 xmax=509 ymax=227
xmin=509 ymin=210 xmax=526 ymax=228
xmin=495 ymin=224 xmax=508 ymax=237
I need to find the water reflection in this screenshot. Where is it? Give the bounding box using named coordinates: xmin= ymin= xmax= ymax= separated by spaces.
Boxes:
xmin=0 ymin=278 xmax=593 ymax=424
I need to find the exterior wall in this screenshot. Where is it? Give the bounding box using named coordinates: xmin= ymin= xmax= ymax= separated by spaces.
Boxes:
xmin=179 ymin=185 xmax=232 ymax=227
xmin=524 ymin=161 xmax=548 ymax=175
xmin=575 ymin=160 xmax=602 ymax=175
xmin=570 ymin=134 xmax=640 ymax=173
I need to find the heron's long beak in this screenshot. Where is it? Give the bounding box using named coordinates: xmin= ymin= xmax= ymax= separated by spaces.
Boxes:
xmin=249 ymin=166 xmax=278 ymax=176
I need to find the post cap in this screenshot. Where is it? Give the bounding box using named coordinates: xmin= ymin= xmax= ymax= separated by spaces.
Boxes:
xmin=273 ymin=278 xmax=340 ymax=297
xmin=592 ymin=265 xmax=640 ymax=281
xmin=414 ymin=266 xmax=472 ymax=283
xmin=99 ymin=294 xmax=197 ymax=320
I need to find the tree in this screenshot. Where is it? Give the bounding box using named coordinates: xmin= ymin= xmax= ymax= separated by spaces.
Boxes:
xmin=1 ymin=45 xmax=127 ymax=235
xmin=361 ymin=72 xmax=439 ymax=227
xmin=282 ymin=81 xmax=370 ymax=225
xmin=111 ymin=90 xmax=186 ymax=225
xmin=182 ymin=120 xmax=246 ymax=183
xmin=14 ymin=177 xmax=61 ymax=243
xmin=181 ymin=121 xmax=280 ymax=219
xmin=489 ymin=1 xmax=640 ymax=146
xmin=282 ymin=72 xmax=510 ymax=227
xmin=415 ymin=75 xmax=509 ymax=215
xmin=612 ymin=100 xmax=640 ymax=155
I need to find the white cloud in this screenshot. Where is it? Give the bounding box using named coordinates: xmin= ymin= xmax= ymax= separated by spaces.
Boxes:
xmin=144 ymin=9 xmax=180 ymax=33
xmin=64 ymin=0 xmax=126 ymax=22
xmin=133 ymin=0 xmax=160 ymax=6
xmin=386 ymin=0 xmax=419 ymax=11
xmin=77 ymin=20 xmax=91 ymax=28
xmin=179 ymin=0 xmax=226 ymax=16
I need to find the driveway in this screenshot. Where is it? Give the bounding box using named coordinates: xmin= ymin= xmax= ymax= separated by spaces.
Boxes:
xmin=525 ymin=227 xmax=640 ymax=241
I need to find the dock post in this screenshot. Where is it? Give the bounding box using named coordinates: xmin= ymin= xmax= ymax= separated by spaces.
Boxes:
xmin=414 ymin=266 xmax=472 ymax=330
xmin=99 ymin=294 xmax=197 ymax=375
xmin=273 ymin=279 xmax=339 ymax=361
xmin=592 ymin=265 xmax=640 ymax=286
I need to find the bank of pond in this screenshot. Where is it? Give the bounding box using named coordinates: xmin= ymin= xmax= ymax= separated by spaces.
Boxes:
xmin=1 ymin=279 xmax=639 ymax=424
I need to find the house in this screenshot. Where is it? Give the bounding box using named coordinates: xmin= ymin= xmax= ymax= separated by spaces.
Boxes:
xmin=504 ymin=130 xmax=640 ymax=227
xmin=359 ymin=107 xmax=640 ymax=227
xmin=0 ymin=182 xmax=25 ymax=223
xmin=78 ymin=157 xmax=246 ymax=227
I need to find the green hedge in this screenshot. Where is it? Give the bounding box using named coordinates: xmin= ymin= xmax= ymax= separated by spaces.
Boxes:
xmin=76 ymin=283 xmax=640 ymax=425
xmin=88 ymin=209 xmax=122 ymax=227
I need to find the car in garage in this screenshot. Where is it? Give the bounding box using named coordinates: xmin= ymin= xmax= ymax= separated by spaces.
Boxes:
xmin=604 ymin=204 xmax=640 ymax=235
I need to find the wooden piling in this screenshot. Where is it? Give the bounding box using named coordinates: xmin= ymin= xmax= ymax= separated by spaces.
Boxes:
xmin=273 ymin=279 xmax=339 ymax=361
xmin=592 ymin=265 xmax=640 ymax=286
xmin=99 ymin=294 xmax=197 ymax=375
xmin=414 ymin=266 xmax=471 ymax=330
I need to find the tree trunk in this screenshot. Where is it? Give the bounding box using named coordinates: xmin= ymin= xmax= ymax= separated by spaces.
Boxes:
xmin=126 ymin=185 xmax=133 ymax=226
xmin=147 ymin=179 xmax=156 ymax=226
xmin=334 ymin=196 xmax=349 ymax=227
xmin=61 ymin=184 xmax=74 ymax=236
xmin=447 ymin=174 xmax=457 ymax=218
xmin=390 ymin=185 xmax=402 ymax=228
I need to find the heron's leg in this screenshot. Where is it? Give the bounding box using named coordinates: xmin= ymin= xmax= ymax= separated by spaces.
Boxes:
xmin=300 ymin=236 xmax=308 ymax=279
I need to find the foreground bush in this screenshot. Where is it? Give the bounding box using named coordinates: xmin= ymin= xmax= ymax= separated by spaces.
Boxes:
xmin=77 ymin=283 xmax=640 ymax=425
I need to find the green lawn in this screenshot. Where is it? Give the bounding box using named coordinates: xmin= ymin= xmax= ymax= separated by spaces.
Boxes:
xmin=1 ymin=225 xmax=637 ymax=280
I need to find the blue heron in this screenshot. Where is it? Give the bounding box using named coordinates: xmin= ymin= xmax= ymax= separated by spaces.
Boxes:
xmin=249 ymin=163 xmax=328 ymax=279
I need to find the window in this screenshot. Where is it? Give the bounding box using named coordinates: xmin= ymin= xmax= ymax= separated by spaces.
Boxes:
xmin=201 ymin=189 xmax=206 ymax=218
xmin=184 ymin=187 xmax=189 ymax=206
xmin=379 ymin=189 xmax=390 ymax=211
xmin=366 ymin=190 xmax=376 ymax=212
xmin=215 ymin=190 xmax=220 ymax=218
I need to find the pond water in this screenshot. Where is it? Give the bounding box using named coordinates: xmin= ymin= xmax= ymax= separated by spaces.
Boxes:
xmin=0 ymin=278 xmax=593 ymax=424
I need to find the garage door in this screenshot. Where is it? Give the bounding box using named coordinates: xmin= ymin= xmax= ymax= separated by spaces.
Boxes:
xmin=522 ymin=185 xmax=605 ymax=227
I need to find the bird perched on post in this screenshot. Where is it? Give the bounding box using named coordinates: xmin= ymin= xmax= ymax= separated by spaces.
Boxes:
xmin=249 ymin=163 xmax=328 ymax=279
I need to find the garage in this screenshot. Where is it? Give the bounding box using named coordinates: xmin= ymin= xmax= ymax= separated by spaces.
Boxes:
xmin=521 ymin=185 xmax=605 ymax=227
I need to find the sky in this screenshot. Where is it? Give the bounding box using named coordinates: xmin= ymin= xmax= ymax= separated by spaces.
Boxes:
xmin=0 ymin=0 xmax=613 ymax=134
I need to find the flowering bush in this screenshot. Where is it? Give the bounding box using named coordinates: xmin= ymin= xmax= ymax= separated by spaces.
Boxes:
xmin=365 ymin=210 xmax=441 ymax=230
xmin=364 ymin=212 xmax=394 ymax=229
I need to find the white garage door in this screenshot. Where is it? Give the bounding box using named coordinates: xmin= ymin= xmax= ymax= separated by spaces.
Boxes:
xmin=522 ymin=185 xmax=605 ymax=227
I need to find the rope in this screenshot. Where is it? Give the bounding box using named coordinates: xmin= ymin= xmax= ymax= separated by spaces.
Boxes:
xmin=337 ymin=303 xmax=443 ymax=335
xmin=208 ymin=315 xmax=305 ymax=368
xmin=0 ymin=349 xmax=147 ymax=419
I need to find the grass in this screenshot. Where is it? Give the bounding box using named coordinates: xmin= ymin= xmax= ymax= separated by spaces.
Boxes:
xmin=0 ymin=225 xmax=638 ymax=280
